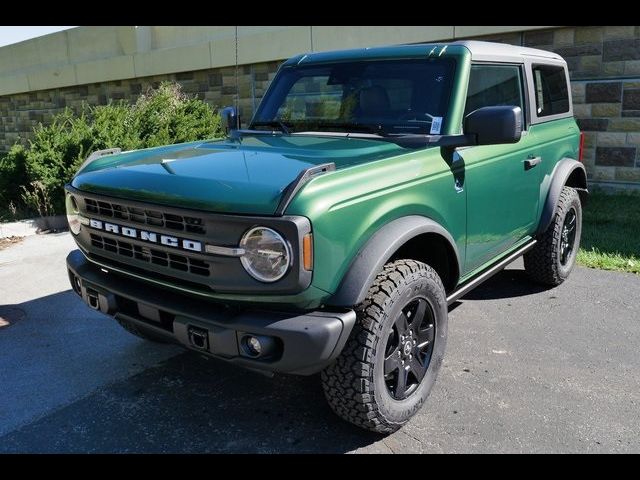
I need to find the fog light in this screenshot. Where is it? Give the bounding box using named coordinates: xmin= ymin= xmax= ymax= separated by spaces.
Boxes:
xmin=240 ymin=334 xmax=277 ymax=359
xmin=68 ymin=271 xmax=82 ymax=296
xmin=246 ymin=336 xmax=262 ymax=356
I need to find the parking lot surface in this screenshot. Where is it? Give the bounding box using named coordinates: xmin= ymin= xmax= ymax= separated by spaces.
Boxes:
xmin=1 ymin=233 xmax=638 ymax=453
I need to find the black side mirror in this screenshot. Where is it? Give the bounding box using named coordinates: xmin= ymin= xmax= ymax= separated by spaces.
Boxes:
xmin=220 ymin=106 xmax=239 ymax=135
xmin=464 ymin=106 xmax=522 ymax=145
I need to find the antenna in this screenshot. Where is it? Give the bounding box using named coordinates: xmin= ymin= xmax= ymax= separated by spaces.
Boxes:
xmin=234 ymin=26 xmax=240 ymax=130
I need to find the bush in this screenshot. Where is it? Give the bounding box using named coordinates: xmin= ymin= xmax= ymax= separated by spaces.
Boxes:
xmin=21 ymin=181 xmax=54 ymax=219
xmin=0 ymin=82 xmax=223 ymax=217
xmin=0 ymin=144 xmax=29 ymax=211
xmin=24 ymin=108 xmax=95 ymax=214
xmin=129 ymin=83 xmax=221 ymax=148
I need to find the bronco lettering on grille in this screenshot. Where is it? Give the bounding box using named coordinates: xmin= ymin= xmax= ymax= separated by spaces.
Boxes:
xmin=89 ymin=219 xmax=202 ymax=252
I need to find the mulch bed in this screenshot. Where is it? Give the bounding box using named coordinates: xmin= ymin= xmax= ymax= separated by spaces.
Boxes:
xmin=0 ymin=236 xmax=24 ymax=251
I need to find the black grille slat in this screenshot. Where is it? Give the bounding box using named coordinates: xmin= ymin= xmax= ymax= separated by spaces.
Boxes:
xmin=90 ymin=233 xmax=103 ymax=249
xmin=85 ymin=199 xmax=99 ymax=214
xmin=87 ymin=252 xmax=212 ymax=294
xmin=165 ymin=221 xmax=183 ymax=230
xmin=90 ymin=233 xmax=210 ymax=277
xmin=118 ymin=240 xmax=133 ymax=257
xmin=103 ymin=237 xmax=117 ymax=253
xmin=190 ymin=259 xmax=209 ymax=276
xmin=82 ymin=198 xmax=206 ymax=234
xmin=146 ymin=210 xmax=163 ymax=219
xmin=133 ymin=245 xmax=150 ymax=261
xmin=152 ymin=257 xmax=169 ymax=267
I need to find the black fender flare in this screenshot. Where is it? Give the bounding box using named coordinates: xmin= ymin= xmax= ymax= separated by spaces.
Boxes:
xmin=536 ymin=159 xmax=588 ymax=236
xmin=328 ymin=215 xmax=461 ymax=307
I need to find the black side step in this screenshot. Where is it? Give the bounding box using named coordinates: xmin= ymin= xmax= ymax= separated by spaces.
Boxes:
xmin=275 ymin=163 xmax=336 ymax=216
xmin=446 ymin=239 xmax=537 ymax=305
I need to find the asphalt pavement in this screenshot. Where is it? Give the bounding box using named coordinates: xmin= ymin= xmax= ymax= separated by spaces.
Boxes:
xmin=1 ymin=233 xmax=638 ymax=453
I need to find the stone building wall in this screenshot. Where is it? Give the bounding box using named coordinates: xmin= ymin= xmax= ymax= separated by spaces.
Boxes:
xmin=490 ymin=26 xmax=640 ymax=186
xmin=0 ymin=60 xmax=281 ymax=149
xmin=1 ymin=25 xmax=640 ymax=188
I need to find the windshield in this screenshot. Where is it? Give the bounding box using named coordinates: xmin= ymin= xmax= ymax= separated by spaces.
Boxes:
xmin=251 ymin=58 xmax=456 ymax=136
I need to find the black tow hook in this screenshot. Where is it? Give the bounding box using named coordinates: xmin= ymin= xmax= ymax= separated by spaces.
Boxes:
xmin=188 ymin=326 xmax=210 ymax=351
xmin=81 ymin=285 xmax=116 ymax=314
xmin=86 ymin=289 xmax=101 ymax=311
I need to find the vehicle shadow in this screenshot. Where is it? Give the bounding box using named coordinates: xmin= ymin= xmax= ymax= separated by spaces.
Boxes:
xmin=2 ymin=352 xmax=381 ymax=453
xmin=1 ymin=264 xmax=553 ymax=453
xmin=458 ymin=265 xmax=553 ymax=302
xmin=0 ymin=291 xmax=379 ymax=453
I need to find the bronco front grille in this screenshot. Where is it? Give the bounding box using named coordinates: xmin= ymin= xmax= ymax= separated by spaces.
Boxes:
xmin=84 ymin=198 xmax=206 ymax=235
xmin=90 ymin=233 xmax=210 ymax=277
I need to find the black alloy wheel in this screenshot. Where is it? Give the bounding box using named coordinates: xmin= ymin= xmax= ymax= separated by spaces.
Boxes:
xmin=383 ymin=298 xmax=435 ymax=400
xmin=321 ymin=259 xmax=448 ymax=433
xmin=560 ymin=207 xmax=577 ymax=266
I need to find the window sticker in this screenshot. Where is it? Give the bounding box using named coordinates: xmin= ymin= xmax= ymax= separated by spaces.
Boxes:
xmin=430 ymin=116 xmax=443 ymax=134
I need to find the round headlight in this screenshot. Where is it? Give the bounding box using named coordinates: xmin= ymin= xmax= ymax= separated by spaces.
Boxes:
xmin=240 ymin=227 xmax=291 ymax=282
xmin=66 ymin=194 xmax=81 ymax=235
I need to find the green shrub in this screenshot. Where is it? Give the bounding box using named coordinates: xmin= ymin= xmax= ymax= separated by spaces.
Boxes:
xmin=20 ymin=181 xmax=54 ymax=219
xmin=0 ymin=82 xmax=223 ymax=217
xmin=24 ymin=108 xmax=95 ymax=213
xmin=91 ymin=101 xmax=140 ymax=151
xmin=0 ymin=144 xmax=29 ymax=211
xmin=129 ymin=83 xmax=221 ymax=148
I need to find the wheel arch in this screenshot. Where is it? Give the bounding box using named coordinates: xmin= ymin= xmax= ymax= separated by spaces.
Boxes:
xmin=327 ymin=215 xmax=460 ymax=307
xmin=537 ymin=158 xmax=588 ymax=236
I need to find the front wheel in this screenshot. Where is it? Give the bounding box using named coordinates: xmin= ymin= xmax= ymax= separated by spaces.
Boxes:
xmin=524 ymin=186 xmax=582 ymax=286
xmin=321 ymin=260 xmax=448 ymax=433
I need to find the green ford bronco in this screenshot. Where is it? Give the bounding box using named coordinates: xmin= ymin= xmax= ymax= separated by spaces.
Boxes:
xmin=65 ymin=40 xmax=587 ymax=433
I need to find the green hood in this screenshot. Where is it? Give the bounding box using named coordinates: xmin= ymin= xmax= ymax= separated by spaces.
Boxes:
xmin=71 ymin=135 xmax=404 ymax=215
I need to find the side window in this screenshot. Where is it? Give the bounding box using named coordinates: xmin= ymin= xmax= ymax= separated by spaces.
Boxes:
xmin=532 ymin=64 xmax=569 ymax=117
xmin=464 ymin=64 xmax=525 ymax=123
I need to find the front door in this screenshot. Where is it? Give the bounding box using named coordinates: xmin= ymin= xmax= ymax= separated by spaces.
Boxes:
xmin=460 ymin=63 xmax=540 ymax=274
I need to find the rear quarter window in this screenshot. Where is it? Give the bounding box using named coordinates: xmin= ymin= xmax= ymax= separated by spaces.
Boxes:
xmin=532 ymin=64 xmax=570 ymax=117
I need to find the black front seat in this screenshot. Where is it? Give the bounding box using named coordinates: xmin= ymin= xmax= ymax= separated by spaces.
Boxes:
xmin=359 ymin=85 xmax=390 ymax=117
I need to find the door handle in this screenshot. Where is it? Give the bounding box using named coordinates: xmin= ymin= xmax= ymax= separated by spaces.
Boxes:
xmin=524 ymin=156 xmax=542 ymax=171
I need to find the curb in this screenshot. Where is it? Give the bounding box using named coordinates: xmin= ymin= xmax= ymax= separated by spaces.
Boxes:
xmin=0 ymin=215 xmax=67 ymax=238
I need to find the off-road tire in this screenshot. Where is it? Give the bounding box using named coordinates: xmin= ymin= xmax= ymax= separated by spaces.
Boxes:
xmin=116 ymin=317 xmax=172 ymax=344
xmin=524 ymin=186 xmax=582 ymax=286
xmin=321 ymin=260 xmax=448 ymax=433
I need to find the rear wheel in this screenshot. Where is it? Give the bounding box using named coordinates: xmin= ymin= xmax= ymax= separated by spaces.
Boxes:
xmin=524 ymin=186 xmax=582 ymax=286
xmin=321 ymin=260 xmax=448 ymax=433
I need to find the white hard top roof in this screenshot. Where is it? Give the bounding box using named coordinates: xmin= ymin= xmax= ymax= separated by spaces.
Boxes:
xmin=451 ymin=40 xmax=564 ymax=63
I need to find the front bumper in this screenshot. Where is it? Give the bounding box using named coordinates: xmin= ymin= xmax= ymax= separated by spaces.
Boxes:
xmin=66 ymin=249 xmax=355 ymax=375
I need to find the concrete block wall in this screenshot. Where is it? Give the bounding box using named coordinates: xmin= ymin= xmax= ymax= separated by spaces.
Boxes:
xmin=0 ymin=61 xmax=282 ymax=148
xmin=1 ymin=25 xmax=639 ymax=189
xmin=515 ymin=26 xmax=640 ymax=187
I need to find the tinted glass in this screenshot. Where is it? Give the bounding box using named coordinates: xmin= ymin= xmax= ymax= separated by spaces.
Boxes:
xmin=253 ymin=58 xmax=456 ymax=135
xmin=465 ymin=64 xmax=524 ymax=118
xmin=532 ymin=64 xmax=569 ymax=117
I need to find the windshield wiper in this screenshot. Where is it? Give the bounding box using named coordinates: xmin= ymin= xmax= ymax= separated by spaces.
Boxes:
xmin=314 ymin=122 xmax=389 ymax=136
xmin=251 ymin=120 xmax=291 ymax=134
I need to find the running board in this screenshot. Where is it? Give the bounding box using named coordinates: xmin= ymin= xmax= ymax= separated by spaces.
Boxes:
xmin=446 ymin=239 xmax=537 ymax=305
